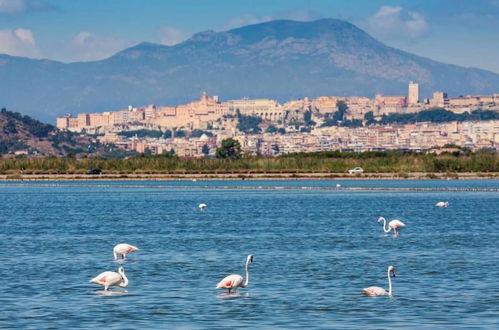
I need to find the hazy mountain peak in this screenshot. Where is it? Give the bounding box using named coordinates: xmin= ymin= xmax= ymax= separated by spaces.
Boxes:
xmin=1 ymin=18 xmax=499 ymax=122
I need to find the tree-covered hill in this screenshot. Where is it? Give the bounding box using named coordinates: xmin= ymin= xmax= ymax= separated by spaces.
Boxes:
xmin=0 ymin=108 xmax=98 ymax=156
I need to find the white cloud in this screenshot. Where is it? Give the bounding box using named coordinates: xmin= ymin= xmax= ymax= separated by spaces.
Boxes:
xmin=0 ymin=0 xmax=25 ymax=13
xmin=0 ymin=28 xmax=40 ymax=57
xmin=365 ymin=6 xmax=429 ymax=40
xmin=158 ymin=26 xmax=184 ymax=46
xmin=70 ymin=31 xmax=128 ymax=61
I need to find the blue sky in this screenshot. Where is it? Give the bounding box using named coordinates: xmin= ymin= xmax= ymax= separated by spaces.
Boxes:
xmin=1 ymin=0 xmax=499 ymax=73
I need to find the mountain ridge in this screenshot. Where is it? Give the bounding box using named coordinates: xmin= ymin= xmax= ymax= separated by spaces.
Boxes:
xmin=1 ymin=18 xmax=499 ymax=122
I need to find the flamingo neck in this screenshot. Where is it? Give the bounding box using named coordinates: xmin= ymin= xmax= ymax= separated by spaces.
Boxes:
xmin=380 ymin=218 xmax=391 ymax=233
xmin=113 ymin=251 xmax=118 ymax=260
xmin=243 ymin=259 xmax=250 ymax=288
xmin=387 ymin=269 xmax=392 ymax=296
xmin=119 ymin=271 xmax=129 ymax=288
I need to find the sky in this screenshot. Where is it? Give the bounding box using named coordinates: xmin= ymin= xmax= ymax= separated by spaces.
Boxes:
xmin=0 ymin=0 xmax=499 ymax=73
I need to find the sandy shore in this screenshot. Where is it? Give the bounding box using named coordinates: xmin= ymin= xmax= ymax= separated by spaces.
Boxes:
xmin=1 ymin=172 xmax=498 ymax=181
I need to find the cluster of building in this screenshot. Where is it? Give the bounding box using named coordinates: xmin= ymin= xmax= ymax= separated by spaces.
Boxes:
xmin=56 ymin=82 xmax=499 ymax=156
xmin=99 ymin=120 xmax=498 ymax=157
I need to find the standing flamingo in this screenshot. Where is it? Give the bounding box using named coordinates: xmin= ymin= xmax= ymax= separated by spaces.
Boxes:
xmin=199 ymin=203 xmax=207 ymax=212
xmin=363 ymin=265 xmax=396 ymax=296
xmin=435 ymin=201 xmax=449 ymax=207
xmin=216 ymin=254 xmax=253 ymax=293
xmin=90 ymin=266 xmax=129 ymax=291
xmin=113 ymin=243 xmax=139 ymax=260
xmin=377 ymin=217 xmax=405 ymax=236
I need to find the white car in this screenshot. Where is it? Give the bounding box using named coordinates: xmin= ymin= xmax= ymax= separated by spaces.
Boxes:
xmin=348 ymin=167 xmax=364 ymax=174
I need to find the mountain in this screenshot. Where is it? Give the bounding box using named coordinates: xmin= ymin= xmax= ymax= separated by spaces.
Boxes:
xmin=1 ymin=18 xmax=499 ymax=122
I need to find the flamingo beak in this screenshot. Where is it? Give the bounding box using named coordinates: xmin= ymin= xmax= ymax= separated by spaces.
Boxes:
xmin=392 ymin=271 xmax=396 ymax=277
xmin=250 ymin=255 xmax=254 ymax=262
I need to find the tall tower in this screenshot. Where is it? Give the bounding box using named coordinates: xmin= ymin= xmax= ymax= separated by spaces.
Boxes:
xmin=408 ymin=81 xmax=419 ymax=105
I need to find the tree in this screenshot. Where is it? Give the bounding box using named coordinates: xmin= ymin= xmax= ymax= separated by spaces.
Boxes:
xmin=202 ymin=144 xmax=210 ymax=156
xmin=364 ymin=111 xmax=376 ymax=125
xmin=334 ymin=101 xmax=348 ymax=122
xmin=303 ymin=110 xmax=316 ymax=126
xmin=266 ymin=125 xmax=277 ymax=133
xmin=236 ymin=112 xmax=262 ymax=134
xmin=216 ymin=138 xmax=242 ymax=159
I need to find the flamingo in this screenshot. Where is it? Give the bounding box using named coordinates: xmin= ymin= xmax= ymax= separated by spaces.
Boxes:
xmin=90 ymin=266 xmax=129 ymax=291
xmin=216 ymin=254 xmax=253 ymax=293
xmin=363 ymin=265 xmax=396 ymax=296
xmin=435 ymin=201 xmax=449 ymax=207
xmin=199 ymin=203 xmax=207 ymax=212
xmin=377 ymin=217 xmax=405 ymax=236
xmin=113 ymin=243 xmax=139 ymax=260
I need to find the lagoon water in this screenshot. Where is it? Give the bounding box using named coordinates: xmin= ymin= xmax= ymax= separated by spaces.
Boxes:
xmin=1 ymin=180 xmax=498 ymax=328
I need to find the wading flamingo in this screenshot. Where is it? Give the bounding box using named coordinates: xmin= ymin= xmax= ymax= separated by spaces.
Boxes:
xmin=378 ymin=217 xmax=405 ymax=236
xmin=216 ymin=254 xmax=253 ymax=293
xmin=199 ymin=203 xmax=207 ymax=212
xmin=90 ymin=266 xmax=129 ymax=291
xmin=363 ymin=265 xmax=396 ymax=296
xmin=435 ymin=201 xmax=449 ymax=207
xmin=113 ymin=243 xmax=139 ymax=260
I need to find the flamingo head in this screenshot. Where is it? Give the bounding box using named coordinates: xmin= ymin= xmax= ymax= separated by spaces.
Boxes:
xmin=377 ymin=217 xmax=385 ymax=223
xmin=388 ymin=266 xmax=396 ymax=277
xmin=247 ymin=254 xmax=254 ymax=263
xmin=118 ymin=267 xmax=125 ymax=275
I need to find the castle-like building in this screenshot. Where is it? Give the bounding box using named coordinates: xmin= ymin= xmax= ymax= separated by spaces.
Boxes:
xmin=56 ymin=83 xmax=499 ymax=134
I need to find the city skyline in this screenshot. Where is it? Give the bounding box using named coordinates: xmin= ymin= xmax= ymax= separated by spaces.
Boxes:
xmin=1 ymin=0 xmax=499 ymax=73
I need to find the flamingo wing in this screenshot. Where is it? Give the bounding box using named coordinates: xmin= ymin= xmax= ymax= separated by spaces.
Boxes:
xmin=114 ymin=243 xmax=138 ymax=254
xmin=389 ymin=220 xmax=405 ymax=228
xmin=216 ymin=274 xmax=243 ymax=289
xmin=90 ymin=271 xmax=121 ymax=287
xmin=362 ymin=286 xmax=387 ymax=296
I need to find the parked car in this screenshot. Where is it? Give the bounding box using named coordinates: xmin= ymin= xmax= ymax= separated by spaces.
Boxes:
xmin=86 ymin=168 xmax=102 ymax=175
xmin=348 ymin=167 xmax=364 ymax=174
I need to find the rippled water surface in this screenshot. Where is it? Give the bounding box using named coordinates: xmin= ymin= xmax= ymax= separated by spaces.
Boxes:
xmin=1 ymin=180 xmax=498 ymax=329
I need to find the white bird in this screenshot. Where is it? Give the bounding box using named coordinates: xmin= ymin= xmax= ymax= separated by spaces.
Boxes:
xmin=113 ymin=243 xmax=139 ymax=260
xmin=199 ymin=203 xmax=207 ymax=212
xmin=363 ymin=265 xmax=396 ymax=296
xmin=378 ymin=217 xmax=405 ymax=237
xmin=216 ymin=254 xmax=253 ymax=293
xmin=336 ymin=184 xmax=341 ymax=188
xmin=90 ymin=266 xmax=129 ymax=291
xmin=435 ymin=201 xmax=449 ymax=207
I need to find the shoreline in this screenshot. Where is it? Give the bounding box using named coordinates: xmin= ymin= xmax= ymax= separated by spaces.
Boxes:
xmin=1 ymin=172 xmax=498 ymax=181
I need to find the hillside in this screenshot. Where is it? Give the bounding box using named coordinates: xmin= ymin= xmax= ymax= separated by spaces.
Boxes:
xmin=1 ymin=18 xmax=499 ymax=122
xmin=0 ymin=108 xmax=96 ymax=156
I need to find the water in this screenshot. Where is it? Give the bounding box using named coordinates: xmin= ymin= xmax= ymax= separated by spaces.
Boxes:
xmin=1 ymin=180 xmax=498 ymax=329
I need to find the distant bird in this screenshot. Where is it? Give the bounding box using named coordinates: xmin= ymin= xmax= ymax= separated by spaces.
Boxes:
xmin=90 ymin=266 xmax=129 ymax=291
xmin=363 ymin=265 xmax=396 ymax=296
xmin=216 ymin=254 xmax=253 ymax=293
xmin=378 ymin=217 xmax=405 ymax=237
xmin=336 ymin=184 xmax=341 ymax=188
xmin=113 ymin=243 xmax=139 ymax=260
xmin=435 ymin=201 xmax=449 ymax=208
xmin=199 ymin=203 xmax=207 ymax=212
